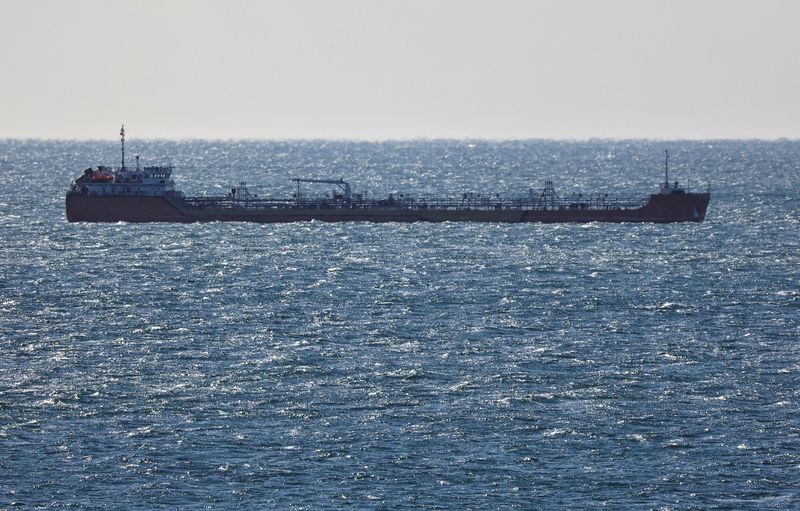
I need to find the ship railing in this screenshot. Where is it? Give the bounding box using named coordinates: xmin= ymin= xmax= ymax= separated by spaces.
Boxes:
xmin=369 ymin=195 xmax=649 ymax=211
xmin=114 ymin=165 xmax=173 ymax=172
xmin=178 ymin=194 xmax=649 ymax=211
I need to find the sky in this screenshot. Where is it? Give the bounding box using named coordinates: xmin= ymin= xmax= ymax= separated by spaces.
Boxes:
xmin=1 ymin=0 xmax=798 ymax=140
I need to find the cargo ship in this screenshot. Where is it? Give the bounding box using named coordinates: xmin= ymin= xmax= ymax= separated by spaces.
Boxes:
xmin=66 ymin=127 xmax=710 ymax=223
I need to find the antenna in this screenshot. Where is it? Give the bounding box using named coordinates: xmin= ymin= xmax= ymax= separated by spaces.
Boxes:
xmin=120 ymin=124 xmax=126 ymax=169
xmin=664 ymin=150 xmax=669 ymax=188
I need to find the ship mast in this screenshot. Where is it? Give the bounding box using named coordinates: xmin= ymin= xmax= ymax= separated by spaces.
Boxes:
xmin=664 ymin=149 xmax=669 ymax=188
xmin=120 ymin=124 xmax=126 ymax=169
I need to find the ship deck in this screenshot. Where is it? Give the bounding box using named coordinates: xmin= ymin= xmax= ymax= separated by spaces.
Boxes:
xmin=178 ymin=194 xmax=650 ymax=213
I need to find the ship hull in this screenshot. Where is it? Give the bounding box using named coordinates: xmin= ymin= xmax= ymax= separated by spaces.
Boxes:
xmin=66 ymin=192 xmax=710 ymax=223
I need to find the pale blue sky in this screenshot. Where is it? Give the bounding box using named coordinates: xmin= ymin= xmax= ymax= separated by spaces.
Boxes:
xmin=1 ymin=0 xmax=798 ymax=139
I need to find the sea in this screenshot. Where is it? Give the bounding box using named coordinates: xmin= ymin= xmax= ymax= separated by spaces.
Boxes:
xmin=0 ymin=139 xmax=798 ymax=509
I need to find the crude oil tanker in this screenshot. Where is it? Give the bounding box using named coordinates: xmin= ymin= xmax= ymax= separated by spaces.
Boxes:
xmin=66 ymin=127 xmax=710 ymax=224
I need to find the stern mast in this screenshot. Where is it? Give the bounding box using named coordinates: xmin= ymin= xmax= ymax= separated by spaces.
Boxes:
xmin=120 ymin=124 xmax=125 ymax=170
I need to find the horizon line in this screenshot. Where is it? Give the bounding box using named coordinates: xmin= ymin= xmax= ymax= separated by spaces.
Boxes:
xmin=2 ymin=135 xmax=799 ymax=143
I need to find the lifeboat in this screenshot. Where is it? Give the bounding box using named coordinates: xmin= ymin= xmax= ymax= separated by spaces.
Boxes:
xmin=90 ymin=170 xmax=114 ymax=183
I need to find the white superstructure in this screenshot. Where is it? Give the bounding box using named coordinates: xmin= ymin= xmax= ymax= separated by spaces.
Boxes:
xmin=69 ymin=125 xmax=181 ymax=197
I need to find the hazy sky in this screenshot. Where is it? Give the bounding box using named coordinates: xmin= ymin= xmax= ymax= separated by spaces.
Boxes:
xmin=1 ymin=0 xmax=798 ymax=139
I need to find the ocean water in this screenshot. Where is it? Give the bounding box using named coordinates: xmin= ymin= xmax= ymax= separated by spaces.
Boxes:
xmin=0 ymin=139 xmax=798 ymax=509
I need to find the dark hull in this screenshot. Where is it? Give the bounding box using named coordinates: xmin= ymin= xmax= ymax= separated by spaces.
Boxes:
xmin=66 ymin=192 xmax=710 ymax=223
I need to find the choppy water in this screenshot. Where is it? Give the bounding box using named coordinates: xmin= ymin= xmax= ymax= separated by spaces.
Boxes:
xmin=1 ymin=139 xmax=799 ymax=509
